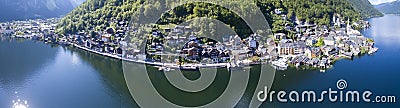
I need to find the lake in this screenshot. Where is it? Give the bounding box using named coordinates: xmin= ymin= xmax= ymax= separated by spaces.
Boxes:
xmin=1 ymin=15 xmax=400 ymax=108
xmin=0 ymin=39 xmax=137 ymax=108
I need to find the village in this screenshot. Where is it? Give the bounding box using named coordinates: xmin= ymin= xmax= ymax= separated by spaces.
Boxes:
xmin=0 ymin=18 xmax=127 ymax=57
xmin=0 ymin=12 xmax=378 ymax=71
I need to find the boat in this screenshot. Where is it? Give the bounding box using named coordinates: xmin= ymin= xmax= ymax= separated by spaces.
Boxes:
xmin=158 ymin=66 xmax=171 ymax=72
xmin=179 ymin=65 xmax=199 ymax=71
xmin=271 ymin=59 xmax=288 ymax=70
xmin=295 ymin=63 xmax=301 ymax=67
xmin=227 ymin=62 xmax=244 ymax=71
xmin=58 ymin=39 xmax=70 ymax=46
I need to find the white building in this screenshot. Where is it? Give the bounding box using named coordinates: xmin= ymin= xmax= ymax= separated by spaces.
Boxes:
xmin=324 ymin=36 xmax=335 ymax=46
xmin=102 ymin=34 xmax=112 ymax=42
xmin=274 ymin=33 xmax=286 ymax=40
xmin=277 ymin=42 xmax=306 ymax=55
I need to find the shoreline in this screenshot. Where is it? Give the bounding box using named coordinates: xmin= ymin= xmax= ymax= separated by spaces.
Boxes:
xmin=1 ymin=16 xmax=379 ymax=71
xmin=71 ymin=42 xmax=229 ymax=70
xmin=0 ymin=36 xmax=241 ymax=70
xmin=0 ymin=36 xmax=378 ymax=72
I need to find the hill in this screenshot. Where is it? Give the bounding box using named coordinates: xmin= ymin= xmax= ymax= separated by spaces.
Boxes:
xmin=375 ymin=0 xmax=400 ymax=14
xmin=57 ymin=0 xmax=367 ymax=36
xmin=0 ymin=0 xmax=85 ymax=22
xmin=348 ymin=0 xmax=384 ymax=18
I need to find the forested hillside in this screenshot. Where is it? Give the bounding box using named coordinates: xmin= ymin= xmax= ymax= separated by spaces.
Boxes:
xmin=348 ymin=0 xmax=384 ymax=18
xmin=375 ymin=0 xmax=400 ymax=14
xmin=56 ymin=0 xmax=366 ymax=35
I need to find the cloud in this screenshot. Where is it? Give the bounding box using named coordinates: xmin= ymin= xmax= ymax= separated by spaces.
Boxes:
xmin=369 ymin=0 xmax=398 ymax=5
xmin=69 ymin=0 xmax=85 ymax=7
xmin=46 ymin=0 xmax=58 ymax=11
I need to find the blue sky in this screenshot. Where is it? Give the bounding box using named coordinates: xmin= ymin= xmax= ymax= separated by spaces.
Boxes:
xmin=69 ymin=0 xmax=86 ymax=7
xmin=369 ymin=0 xmax=397 ymax=5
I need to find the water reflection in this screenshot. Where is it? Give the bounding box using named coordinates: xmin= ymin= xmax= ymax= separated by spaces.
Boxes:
xmin=364 ymin=15 xmax=400 ymax=47
xmin=0 ymin=38 xmax=137 ymax=108
xmin=12 ymin=92 xmax=29 ymax=108
xmin=0 ymin=39 xmax=57 ymax=91
xmin=71 ymin=48 xmax=138 ymax=107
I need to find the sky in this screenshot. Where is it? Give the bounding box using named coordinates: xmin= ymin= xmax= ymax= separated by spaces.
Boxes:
xmin=369 ymin=0 xmax=398 ymax=5
xmin=69 ymin=0 xmax=86 ymax=7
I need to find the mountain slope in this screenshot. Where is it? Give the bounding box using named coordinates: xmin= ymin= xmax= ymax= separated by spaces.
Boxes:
xmin=375 ymin=0 xmax=400 ymax=14
xmin=347 ymin=0 xmax=384 ymax=18
xmin=0 ymin=0 xmax=85 ymax=21
xmin=57 ymin=0 xmax=367 ymax=35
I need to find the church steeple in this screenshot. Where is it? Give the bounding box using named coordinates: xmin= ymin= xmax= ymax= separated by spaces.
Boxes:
xmin=346 ymin=18 xmax=350 ymax=34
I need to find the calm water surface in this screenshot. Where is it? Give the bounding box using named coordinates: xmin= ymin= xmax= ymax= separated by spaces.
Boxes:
xmin=0 ymin=39 xmax=136 ymax=108
xmin=1 ymin=15 xmax=400 ymax=108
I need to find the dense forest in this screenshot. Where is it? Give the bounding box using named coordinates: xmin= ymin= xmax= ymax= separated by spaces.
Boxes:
xmin=56 ymin=0 xmax=373 ymax=36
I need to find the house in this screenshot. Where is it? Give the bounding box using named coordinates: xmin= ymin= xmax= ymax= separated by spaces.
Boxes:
xmin=174 ymin=25 xmax=185 ymax=34
xmin=333 ymin=14 xmax=342 ymax=27
xmin=209 ymin=49 xmax=220 ymax=63
xmin=274 ymin=9 xmax=282 ymax=14
xmin=352 ymin=48 xmax=361 ymax=56
xmin=231 ymin=35 xmax=242 ymax=49
xmin=305 ymin=48 xmax=312 ymax=58
xmin=296 ymin=24 xmax=316 ymax=33
xmin=324 ymin=36 xmax=335 ymax=46
xmin=349 ymin=37 xmax=365 ymax=46
xmin=184 ymin=26 xmax=192 ymax=33
xmin=116 ymin=30 xmax=125 ymax=37
xmin=280 ymin=39 xmax=293 ymax=44
xmin=0 ymin=24 xmax=3 ymax=31
xmin=306 ymin=58 xmax=319 ymax=67
xmin=249 ymin=39 xmax=257 ymax=49
xmin=266 ymin=38 xmax=276 ymax=46
xmin=342 ymin=52 xmax=354 ymax=58
xmin=322 ymin=46 xmax=335 ymax=56
xmin=220 ymin=51 xmax=231 ymax=62
xmin=102 ymin=34 xmax=112 ymax=42
xmin=277 ymin=42 xmax=306 ymax=55
xmin=164 ymin=28 xmax=172 ymax=33
xmin=85 ymin=40 xmax=92 ymax=48
xmin=293 ymin=42 xmax=307 ymax=54
xmin=299 ymin=36 xmax=307 ymax=42
xmin=3 ymin=27 xmax=13 ymax=35
xmin=277 ymin=43 xmax=293 ymax=55
xmin=305 ymin=47 xmax=321 ymax=58
xmin=319 ymin=58 xmax=328 ymax=68
xmin=274 ymin=33 xmax=286 ymax=40
xmin=266 ymin=45 xmax=276 ymax=54
xmin=306 ymin=37 xmax=317 ymax=46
